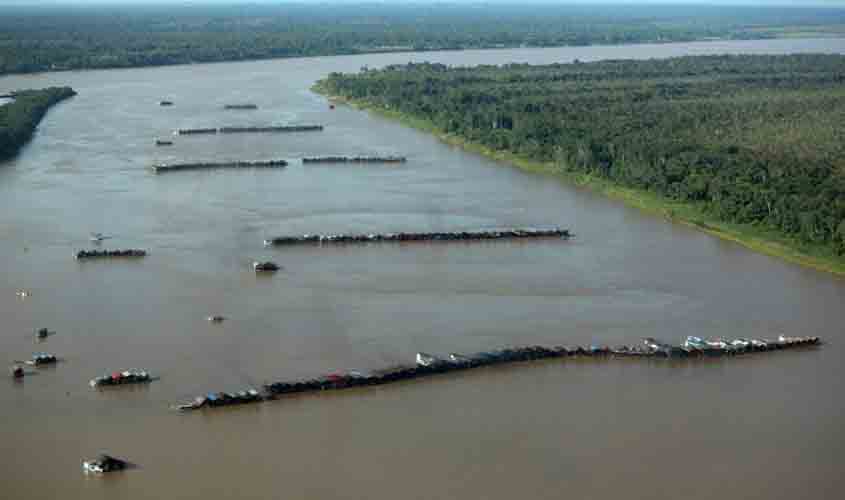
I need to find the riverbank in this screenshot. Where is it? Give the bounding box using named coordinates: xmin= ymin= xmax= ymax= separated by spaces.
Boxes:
xmin=318 ymin=89 xmax=845 ymax=277
xmin=0 ymin=87 xmax=76 ymax=161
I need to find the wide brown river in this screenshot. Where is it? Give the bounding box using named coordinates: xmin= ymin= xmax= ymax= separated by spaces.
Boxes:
xmin=2 ymin=39 xmax=844 ymax=500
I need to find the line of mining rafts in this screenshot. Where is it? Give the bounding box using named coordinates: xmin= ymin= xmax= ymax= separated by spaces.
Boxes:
xmin=152 ymin=160 xmax=288 ymax=173
xmin=173 ymin=335 xmax=821 ymax=411
xmin=265 ymin=228 xmax=571 ymax=246
xmin=302 ymin=156 xmax=406 ymax=164
xmin=76 ymin=249 xmax=147 ymax=259
xmin=176 ymin=125 xmax=322 ymax=135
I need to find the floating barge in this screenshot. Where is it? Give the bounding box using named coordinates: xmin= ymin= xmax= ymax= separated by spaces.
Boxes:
xmin=175 ymin=125 xmax=322 ymax=135
xmin=302 ymin=156 xmax=406 ymax=164
xmin=90 ymin=369 xmax=153 ymax=388
xmin=152 ymin=160 xmax=288 ymax=173
xmin=176 ymin=128 xmax=216 ymax=135
xmin=219 ymin=125 xmax=323 ymax=134
xmin=76 ymin=249 xmax=147 ymax=260
xmin=173 ymin=335 xmax=821 ymax=411
xmin=265 ymin=228 xmax=571 ymax=246
xmin=223 ymin=104 xmax=258 ymax=110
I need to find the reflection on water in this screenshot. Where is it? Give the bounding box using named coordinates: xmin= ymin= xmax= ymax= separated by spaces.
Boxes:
xmin=1 ymin=38 xmax=845 ymax=500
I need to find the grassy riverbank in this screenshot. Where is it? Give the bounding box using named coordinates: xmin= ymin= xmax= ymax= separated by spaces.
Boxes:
xmin=315 ymin=87 xmax=845 ymax=277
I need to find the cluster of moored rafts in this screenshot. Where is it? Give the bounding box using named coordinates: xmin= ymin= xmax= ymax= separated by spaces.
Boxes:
xmin=176 ymin=125 xmax=322 ymax=135
xmin=265 ymin=228 xmax=571 ymax=246
xmin=89 ymin=370 xmax=152 ymax=388
xmin=302 ymin=156 xmax=406 ymax=164
xmin=174 ymin=335 xmax=820 ymax=411
xmin=76 ymin=249 xmax=147 ymax=259
xmin=152 ymin=160 xmax=287 ymax=173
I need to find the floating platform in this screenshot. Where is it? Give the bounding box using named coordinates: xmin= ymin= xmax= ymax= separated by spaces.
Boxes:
xmin=265 ymin=228 xmax=571 ymax=246
xmin=76 ymin=249 xmax=147 ymax=260
xmin=155 ymin=139 xmax=173 ymax=146
xmin=159 ymin=101 xmax=173 ymax=106
xmin=175 ymin=125 xmax=322 ymax=135
xmin=152 ymin=160 xmax=288 ymax=173
xmin=223 ymin=104 xmax=258 ymax=110
xmin=302 ymin=156 xmax=406 ymax=164
xmin=90 ymin=370 xmax=153 ymax=388
xmin=173 ymin=336 xmax=821 ymax=411
xmin=176 ymin=128 xmax=216 ymax=135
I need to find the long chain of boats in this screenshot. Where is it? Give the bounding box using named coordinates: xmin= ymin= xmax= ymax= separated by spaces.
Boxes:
xmin=151 ymin=157 xmax=407 ymax=170
xmin=175 ymin=125 xmax=323 ymax=135
xmin=75 ymin=249 xmax=147 ymax=259
xmin=169 ymin=335 xmax=820 ymax=412
xmin=265 ymin=227 xmax=572 ymax=246
xmin=151 ymin=159 xmax=288 ymax=173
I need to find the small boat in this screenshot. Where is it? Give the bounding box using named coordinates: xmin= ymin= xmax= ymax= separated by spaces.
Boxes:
xmin=155 ymin=139 xmax=174 ymax=146
xmin=35 ymin=328 xmax=54 ymax=340
xmin=207 ymin=315 xmax=226 ymax=323
xmin=89 ymin=232 xmax=111 ymax=242
xmin=83 ymin=454 xmax=128 ymax=473
xmin=253 ymin=261 xmax=280 ymax=272
xmin=15 ymin=290 xmax=31 ymax=298
xmin=10 ymin=364 xmax=24 ymax=379
xmin=22 ymin=353 xmax=58 ymax=366
xmin=90 ymin=370 xmax=152 ymax=388
xmin=159 ymin=100 xmax=173 ymax=106
xmin=415 ymin=352 xmax=445 ymax=368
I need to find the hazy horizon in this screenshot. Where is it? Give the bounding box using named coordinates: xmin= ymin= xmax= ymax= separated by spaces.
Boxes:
xmin=2 ymin=0 xmax=844 ymax=7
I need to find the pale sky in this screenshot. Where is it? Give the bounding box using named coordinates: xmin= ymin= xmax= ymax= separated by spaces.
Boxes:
xmin=1 ymin=0 xmax=844 ymax=6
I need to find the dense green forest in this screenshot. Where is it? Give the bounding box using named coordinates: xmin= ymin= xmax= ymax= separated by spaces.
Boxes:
xmin=0 ymin=87 xmax=76 ymax=160
xmin=318 ymin=55 xmax=845 ymax=258
xmin=2 ymin=3 xmax=845 ymax=75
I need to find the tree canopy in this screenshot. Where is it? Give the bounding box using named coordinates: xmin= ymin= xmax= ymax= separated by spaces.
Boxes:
xmin=0 ymin=87 xmax=76 ymax=160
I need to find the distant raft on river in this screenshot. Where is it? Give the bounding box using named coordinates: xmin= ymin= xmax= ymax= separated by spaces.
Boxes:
xmin=76 ymin=249 xmax=147 ymax=260
xmin=152 ymin=160 xmax=288 ymax=173
xmin=302 ymin=156 xmax=406 ymax=164
xmin=265 ymin=227 xmax=571 ymax=246
xmin=223 ymin=104 xmax=258 ymax=110
xmin=175 ymin=125 xmax=322 ymax=135
xmin=173 ymin=335 xmax=821 ymax=412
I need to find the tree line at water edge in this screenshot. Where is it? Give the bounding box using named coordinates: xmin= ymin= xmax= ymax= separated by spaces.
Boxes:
xmin=319 ymin=54 xmax=845 ymax=257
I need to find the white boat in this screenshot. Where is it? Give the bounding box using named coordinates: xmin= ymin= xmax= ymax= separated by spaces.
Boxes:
xmin=207 ymin=315 xmax=226 ymax=323
xmin=83 ymin=454 xmax=128 ymax=474
xmin=89 ymin=232 xmax=111 ymax=242
xmin=416 ymin=352 xmax=444 ymax=367
xmin=253 ymin=261 xmax=280 ymax=272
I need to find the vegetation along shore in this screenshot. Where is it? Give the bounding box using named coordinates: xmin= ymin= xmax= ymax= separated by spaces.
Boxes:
xmin=315 ymin=54 xmax=845 ymax=275
xmin=0 ymin=87 xmax=76 ymax=161
xmin=2 ymin=3 xmax=845 ymax=76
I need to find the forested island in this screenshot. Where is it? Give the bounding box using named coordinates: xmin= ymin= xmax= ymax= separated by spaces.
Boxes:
xmin=0 ymin=87 xmax=76 ymax=161
xmin=1 ymin=3 xmax=845 ymax=75
xmin=317 ymin=55 xmax=845 ymax=273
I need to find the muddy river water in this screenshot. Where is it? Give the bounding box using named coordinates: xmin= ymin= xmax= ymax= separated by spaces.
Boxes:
xmin=2 ymin=39 xmax=844 ymax=500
